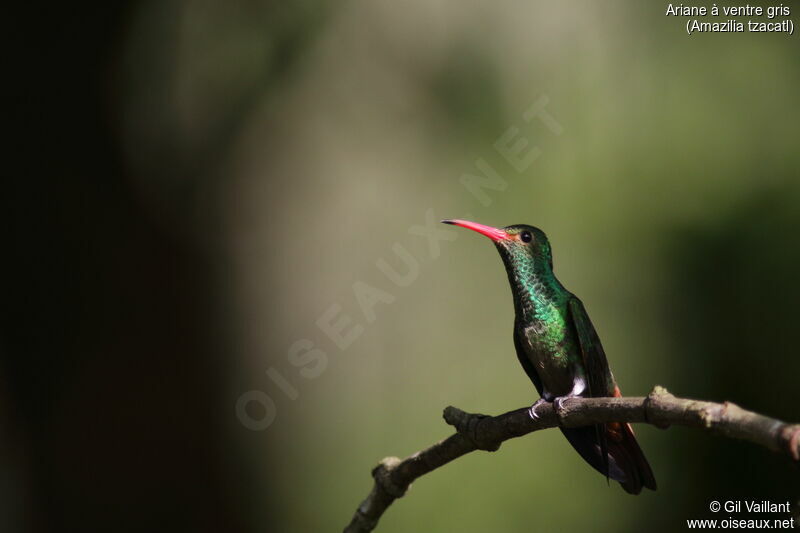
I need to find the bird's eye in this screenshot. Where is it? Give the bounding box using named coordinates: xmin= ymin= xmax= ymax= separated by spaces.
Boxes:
xmin=520 ymin=231 xmax=532 ymax=243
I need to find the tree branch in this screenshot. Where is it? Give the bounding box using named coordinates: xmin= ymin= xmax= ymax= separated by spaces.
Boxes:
xmin=343 ymin=386 xmax=800 ymax=533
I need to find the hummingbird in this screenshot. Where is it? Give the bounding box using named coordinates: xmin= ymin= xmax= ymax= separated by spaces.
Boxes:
xmin=442 ymin=219 xmax=656 ymax=494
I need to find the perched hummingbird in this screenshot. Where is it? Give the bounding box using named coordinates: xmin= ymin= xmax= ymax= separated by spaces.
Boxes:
xmin=442 ymin=219 xmax=656 ymax=494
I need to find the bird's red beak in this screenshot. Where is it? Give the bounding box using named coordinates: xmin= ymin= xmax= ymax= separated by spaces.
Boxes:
xmin=441 ymin=219 xmax=508 ymax=242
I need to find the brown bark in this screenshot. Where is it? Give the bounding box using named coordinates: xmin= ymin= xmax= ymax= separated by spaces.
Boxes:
xmin=343 ymin=386 xmax=800 ymax=533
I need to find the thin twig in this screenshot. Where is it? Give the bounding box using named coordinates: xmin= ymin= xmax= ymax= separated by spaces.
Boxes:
xmin=343 ymin=386 xmax=800 ymax=533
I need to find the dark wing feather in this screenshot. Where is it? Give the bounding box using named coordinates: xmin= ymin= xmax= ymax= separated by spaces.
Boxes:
xmin=567 ymin=297 xmax=614 ymax=396
xmin=567 ymin=297 xmax=613 ymax=481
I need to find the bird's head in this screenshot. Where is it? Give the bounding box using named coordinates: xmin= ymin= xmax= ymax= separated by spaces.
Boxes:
xmin=442 ymin=219 xmax=553 ymax=272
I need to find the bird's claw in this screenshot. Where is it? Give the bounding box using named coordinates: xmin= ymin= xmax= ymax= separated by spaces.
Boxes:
xmin=528 ymin=398 xmax=549 ymax=420
xmin=553 ymin=396 xmax=568 ymax=412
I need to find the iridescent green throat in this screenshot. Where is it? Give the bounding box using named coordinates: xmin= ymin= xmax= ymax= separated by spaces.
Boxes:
xmin=495 ymin=241 xmax=569 ymax=324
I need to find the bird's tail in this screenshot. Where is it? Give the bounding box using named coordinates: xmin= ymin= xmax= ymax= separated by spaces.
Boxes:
xmin=560 ymin=422 xmax=657 ymax=495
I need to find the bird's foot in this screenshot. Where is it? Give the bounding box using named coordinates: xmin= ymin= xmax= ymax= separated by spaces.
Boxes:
xmin=552 ymin=396 xmax=572 ymax=414
xmin=527 ymin=398 xmax=549 ymax=420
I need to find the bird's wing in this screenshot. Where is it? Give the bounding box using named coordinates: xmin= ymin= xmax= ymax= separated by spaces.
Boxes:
xmin=567 ymin=297 xmax=614 ymax=397
xmin=567 ymin=296 xmax=614 ymax=481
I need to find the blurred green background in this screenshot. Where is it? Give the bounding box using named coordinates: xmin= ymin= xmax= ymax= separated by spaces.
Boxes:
xmin=6 ymin=1 xmax=799 ymax=532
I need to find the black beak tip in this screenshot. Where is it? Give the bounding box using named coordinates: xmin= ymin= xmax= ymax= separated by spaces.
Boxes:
xmin=441 ymin=219 xmax=455 ymax=225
